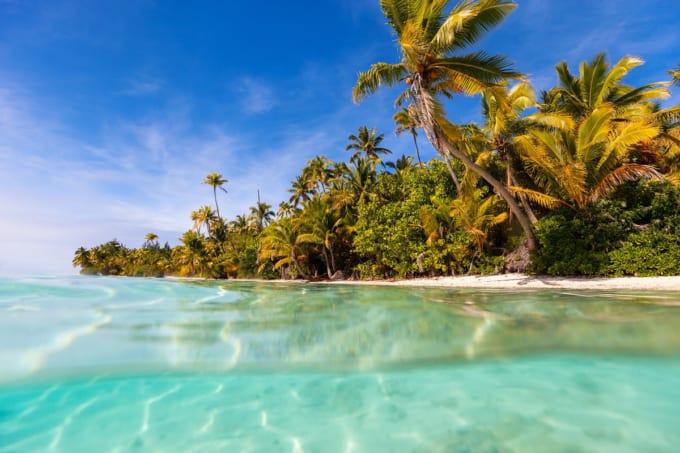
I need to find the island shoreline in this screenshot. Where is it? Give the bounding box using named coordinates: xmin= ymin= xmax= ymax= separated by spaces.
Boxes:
xmin=166 ymin=274 xmax=680 ymax=291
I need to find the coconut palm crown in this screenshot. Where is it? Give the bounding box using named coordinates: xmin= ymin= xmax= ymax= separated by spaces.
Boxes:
xmin=352 ymin=0 xmax=520 ymax=104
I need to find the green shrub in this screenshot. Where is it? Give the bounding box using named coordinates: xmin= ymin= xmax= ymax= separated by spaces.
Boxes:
xmin=608 ymin=229 xmax=680 ymax=276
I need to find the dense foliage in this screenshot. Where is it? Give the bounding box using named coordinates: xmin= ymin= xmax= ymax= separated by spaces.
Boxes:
xmin=74 ymin=1 xmax=680 ymax=279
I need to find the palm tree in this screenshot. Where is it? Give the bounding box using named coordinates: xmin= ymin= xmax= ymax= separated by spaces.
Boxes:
xmin=277 ymin=201 xmax=298 ymax=219
xmin=394 ymin=107 xmax=423 ymax=164
xmin=143 ymin=232 xmax=159 ymax=249
xmin=73 ymin=247 xmax=92 ymax=270
xmin=346 ymin=126 xmax=392 ymax=163
xmin=478 ymin=81 xmax=547 ymax=223
xmin=191 ymin=205 xmax=217 ymax=235
xmin=450 ymin=191 xmax=508 ymax=254
xmin=541 ymin=53 xmax=670 ymax=119
xmin=289 ymin=174 xmax=313 ymax=207
xmin=352 ymin=0 xmax=537 ymax=249
xmin=296 ymin=196 xmax=343 ymax=277
xmin=176 ymin=231 xmax=208 ymax=276
xmin=515 ymin=105 xmax=661 ymax=209
xmin=203 ymin=172 xmax=228 ymax=218
xmin=250 ymin=191 xmax=275 ymax=231
xmin=229 ymin=214 xmax=251 ymax=234
xmin=303 ymin=156 xmax=335 ymax=193
xmin=258 ymin=218 xmax=308 ymax=279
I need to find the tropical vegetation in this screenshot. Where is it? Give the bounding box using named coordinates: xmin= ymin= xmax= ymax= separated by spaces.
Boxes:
xmin=74 ymin=0 xmax=680 ymax=279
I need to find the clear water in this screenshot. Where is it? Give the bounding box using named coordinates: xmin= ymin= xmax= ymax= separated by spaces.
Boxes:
xmin=1 ymin=277 xmax=679 ymax=452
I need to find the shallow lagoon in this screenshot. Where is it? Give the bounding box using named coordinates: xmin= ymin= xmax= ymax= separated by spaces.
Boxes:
xmin=1 ymin=276 xmax=679 ymax=452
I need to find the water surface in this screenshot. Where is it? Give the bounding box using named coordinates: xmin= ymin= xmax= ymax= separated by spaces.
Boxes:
xmin=1 ymin=276 xmax=679 ymax=452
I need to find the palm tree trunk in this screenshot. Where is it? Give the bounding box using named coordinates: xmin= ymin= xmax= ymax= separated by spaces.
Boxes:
xmin=321 ymin=247 xmax=332 ymax=278
xmin=441 ymin=152 xmax=461 ymax=194
xmin=436 ymin=130 xmax=538 ymax=250
xmin=510 ymin=173 xmax=538 ymax=224
xmin=291 ymin=250 xmax=308 ymax=279
xmin=328 ymin=245 xmax=337 ymax=275
xmin=411 ymin=131 xmax=422 ymax=165
xmin=213 ymin=187 xmax=221 ymax=218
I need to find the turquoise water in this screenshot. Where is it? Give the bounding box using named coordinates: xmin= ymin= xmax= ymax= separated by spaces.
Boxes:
xmin=1 ymin=277 xmax=680 ymax=451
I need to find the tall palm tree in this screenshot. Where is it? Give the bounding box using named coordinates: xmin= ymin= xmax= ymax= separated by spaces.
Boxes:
xmin=352 ymin=0 xmax=537 ymax=249
xmin=203 ymin=172 xmax=228 ymax=218
xmin=346 ymin=126 xmax=392 ymax=163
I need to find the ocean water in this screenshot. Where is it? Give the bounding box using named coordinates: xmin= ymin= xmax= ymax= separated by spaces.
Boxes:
xmin=1 ymin=277 xmax=679 ymax=452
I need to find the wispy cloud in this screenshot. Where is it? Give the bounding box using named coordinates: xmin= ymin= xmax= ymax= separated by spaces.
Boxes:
xmin=122 ymin=75 xmax=163 ymax=96
xmin=237 ymin=78 xmax=276 ymax=114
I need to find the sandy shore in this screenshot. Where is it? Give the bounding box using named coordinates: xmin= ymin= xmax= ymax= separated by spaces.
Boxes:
xmin=325 ymin=274 xmax=680 ymax=290
xmin=167 ymin=274 xmax=680 ymax=290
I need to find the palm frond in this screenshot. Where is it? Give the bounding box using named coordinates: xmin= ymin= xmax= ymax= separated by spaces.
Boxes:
xmin=508 ymin=186 xmax=568 ymax=209
xmin=591 ymin=164 xmax=662 ymax=201
xmin=353 ymin=62 xmax=407 ymax=103
xmin=430 ymin=0 xmax=517 ymax=53
xmin=523 ymin=112 xmax=575 ymax=131
xmin=431 ymin=52 xmax=521 ymax=94
xmin=379 ymin=0 xmax=412 ymax=35
xmin=594 ymin=55 xmax=644 ymax=106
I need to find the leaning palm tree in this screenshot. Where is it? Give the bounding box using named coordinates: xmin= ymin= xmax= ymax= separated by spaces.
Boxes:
xmin=203 ymin=172 xmax=228 ymax=218
xmin=346 ymin=126 xmax=392 ymax=163
xmin=353 ymin=0 xmax=537 ymax=249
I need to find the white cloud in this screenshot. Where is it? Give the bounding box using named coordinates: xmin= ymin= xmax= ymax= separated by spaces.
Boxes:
xmin=237 ymin=78 xmax=276 ymax=114
xmin=122 ymin=76 xmax=163 ymax=96
xmin=0 ymin=74 xmax=346 ymax=275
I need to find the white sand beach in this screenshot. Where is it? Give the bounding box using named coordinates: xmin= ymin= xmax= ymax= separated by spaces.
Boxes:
xmin=327 ymin=274 xmax=680 ymax=290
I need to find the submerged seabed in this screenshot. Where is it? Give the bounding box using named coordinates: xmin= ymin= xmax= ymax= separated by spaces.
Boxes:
xmin=1 ymin=277 xmax=680 ymax=452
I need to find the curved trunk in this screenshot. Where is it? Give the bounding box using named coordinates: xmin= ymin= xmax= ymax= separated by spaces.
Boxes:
xmin=410 ymin=81 xmax=537 ymax=250
xmin=436 ymin=129 xmax=537 ymax=250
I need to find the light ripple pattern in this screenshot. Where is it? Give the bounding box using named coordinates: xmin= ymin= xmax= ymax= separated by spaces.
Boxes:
xmin=0 ymin=276 xmax=680 ymax=451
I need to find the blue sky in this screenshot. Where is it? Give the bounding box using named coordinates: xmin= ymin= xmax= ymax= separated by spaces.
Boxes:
xmin=1 ymin=0 xmax=678 ymax=275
